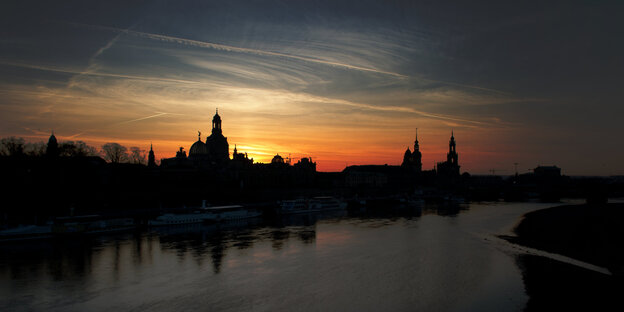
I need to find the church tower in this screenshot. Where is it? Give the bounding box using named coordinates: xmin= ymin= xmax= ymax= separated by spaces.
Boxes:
xmin=412 ymin=128 xmax=422 ymax=172
xmin=212 ymin=108 xmax=222 ymax=135
xmin=437 ymin=131 xmax=460 ymax=177
xmin=206 ymin=108 xmax=229 ymax=162
xmin=46 ymin=132 xmax=59 ymax=158
xmin=447 ymin=130 xmax=458 ymax=165
xmin=402 ymin=128 xmax=422 ymax=172
xmin=148 ymin=143 xmax=156 ymax=167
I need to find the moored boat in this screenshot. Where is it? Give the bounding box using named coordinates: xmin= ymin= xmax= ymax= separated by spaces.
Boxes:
xmin=279 ymin=199 xmax=320 ymax=214
xmin=308 ymin=197 xmax=347 ymax=211
xmin=200 ymin=205 xmax=262 ymax=221
xmin=148 ymin=212 xmax=215 ymax=226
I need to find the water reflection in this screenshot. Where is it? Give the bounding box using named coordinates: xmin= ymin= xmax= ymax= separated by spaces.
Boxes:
xmin=1 ymin=202 xmax=542 ymax=311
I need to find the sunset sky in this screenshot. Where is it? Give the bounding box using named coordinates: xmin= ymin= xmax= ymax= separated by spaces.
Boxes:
xmin=1 ymin=1 xmax=622 ymax=175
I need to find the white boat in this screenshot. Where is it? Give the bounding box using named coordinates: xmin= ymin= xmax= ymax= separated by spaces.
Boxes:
xmin=200 ymin=205 xmax=262 ymax=221
xmin=308 ymin=197 xmax=347 ymax=211
xmin=148 ymin=212 xmax=215 ymax=226
xmin=280 ymin=199 xmax=319 ymax=214
xmin=0 ymin=225 xmax=53 ymax=241
xmin=54 ymin=215 xmax=135 ymax=233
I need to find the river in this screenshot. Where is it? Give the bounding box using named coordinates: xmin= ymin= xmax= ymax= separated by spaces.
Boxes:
xmin=0 ymin=200 xmax=589 ymax=311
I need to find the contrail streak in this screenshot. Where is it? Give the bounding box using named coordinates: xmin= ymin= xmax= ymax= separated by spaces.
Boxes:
xmin=114 ymin=112 xmax=168 ymax=125
xmin=318 ymin=96 xmax=489 ymax=126
xmin=0 ymin=61 xmax=205 ymax=85
xmin=417 ymin=77 xmax=511 ymax=96
xmin=67 ymin=112 xmax=172 ymax=139
xmin=70 ymin=22 xmax=408 ymax=79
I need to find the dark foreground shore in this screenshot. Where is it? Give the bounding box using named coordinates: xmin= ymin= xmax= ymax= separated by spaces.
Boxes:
xmin=504 ymin=203 xmax=624 ymax=310
xmin=508 ymin=203 xmax=624 ymax=275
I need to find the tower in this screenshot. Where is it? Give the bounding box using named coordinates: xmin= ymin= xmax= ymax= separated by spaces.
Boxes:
xmin=148 ymin=143 xmax=156 ymax=167
xmin=206 ymin=108 xmax=229 ymax=162
xmin=46 ymin=132 xmax=59 ymax=158
xmin=447 ymin=130 xmax=458 ymax=165
xmin=413 ymin=128 xmax=422 ymax=172
xmin=212 ymin=108 xmax=222 ymax=135
xmin=437 ymin=131 xmax=460 ymax=177
xmin=402 ymin=128 xmax=422 ymax=172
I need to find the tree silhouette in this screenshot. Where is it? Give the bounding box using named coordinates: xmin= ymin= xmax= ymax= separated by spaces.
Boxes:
xmin=0 ymin=136 xmax=25 ymax=156
xmin=101 ymin=143 xmax=128 ymax=163
xmin=129 ymin=147 xmax=146 ymax=165
xmin=60 ymin=141 xmax=98 ymax=157
xmin=25 ymin=141 xmax=46 ymax=157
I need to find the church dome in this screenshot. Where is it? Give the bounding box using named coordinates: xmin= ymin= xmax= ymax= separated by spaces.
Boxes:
xmin=404 ymin=148 xmax=411 ymax=157
xmin=189 ymin=140 xmax=208 ymax=156
xmin=271 ymin=154 xmax=284 ymax=164
xmin=48 ymin=133 xmax=57 ymax=145
xmin=213 ymin=112 xmax=221 ymax=122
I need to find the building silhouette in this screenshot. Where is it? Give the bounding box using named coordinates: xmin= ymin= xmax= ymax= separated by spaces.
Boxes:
xmin=161 ymin=109 xmax=251 ymax=169
xmin=148 ymin=143 xmax=156 ymax=167
xmin=46 ymin=132 xmax=58 ymax=158
xmin=436 ymin=131 xmax=460 ymax=177
xmin=185 ymin=109 xmax=230 ymax=165
xmin=402 ymin=128 xmax=422 ymax=172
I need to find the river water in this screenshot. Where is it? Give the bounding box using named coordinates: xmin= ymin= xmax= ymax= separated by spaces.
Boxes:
xmin=0 ymin=200 xmax=583 ymax=311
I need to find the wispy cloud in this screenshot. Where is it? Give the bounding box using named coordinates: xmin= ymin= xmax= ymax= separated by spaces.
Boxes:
xmin=68 ymin=22 xmax=409 ymax=79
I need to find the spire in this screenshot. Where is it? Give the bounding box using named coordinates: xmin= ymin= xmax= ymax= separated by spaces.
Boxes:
xmin=148 ymin=142 xmax=156 ymax=167
xmin=413 ymin=127 xmax=420 ymax=152
xmin=198 ymin=131 xmax=201 ymax=141
xmin=234 ymin=144 xmax=237 ymax=154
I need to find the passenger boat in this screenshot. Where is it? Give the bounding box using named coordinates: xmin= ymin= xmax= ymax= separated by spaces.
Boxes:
xmin=0 ymin=225 xmax=53 ymax=241
xmin=148 ymin=212 xmax=215 ymax=226
xmin=308 ymin=197 xmax=347 ymax=211
xmin=280 ymin=199 xmax=319 ymax=214
xmin=200 ymin=205 xmax=262 ymax=221
xmin=54 ymin=215 xmax=135 ymax=233
xmin=1 ymin=215 xmax=136 ymax=240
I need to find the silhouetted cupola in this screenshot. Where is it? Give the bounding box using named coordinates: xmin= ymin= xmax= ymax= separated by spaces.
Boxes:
xmin=46 ymin=132 xmax=59 ymax=157
xmin=212 ymin=108 xmax=222 ymax=135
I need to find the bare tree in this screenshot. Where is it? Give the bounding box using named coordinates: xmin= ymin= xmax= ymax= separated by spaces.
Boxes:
xmin=60 ymin=141 xmax=98 ymax=157
xmin=129 ymin=147 xmax=146 ymax=165
xmin=101 ymin=143 xmax=128 ymax=163
xmin=0 ymin=137 xmax=25 ymax=156
xmin=25 ymin=141 xmax=46 ymax=157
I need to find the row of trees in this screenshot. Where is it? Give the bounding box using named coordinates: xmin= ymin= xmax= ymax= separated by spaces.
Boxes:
xmin=0 ymin=137 xmax=148 ymax=165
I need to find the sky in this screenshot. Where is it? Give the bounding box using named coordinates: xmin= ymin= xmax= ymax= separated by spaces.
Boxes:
xmin=1 ymin=0 xmax=623 ymax=175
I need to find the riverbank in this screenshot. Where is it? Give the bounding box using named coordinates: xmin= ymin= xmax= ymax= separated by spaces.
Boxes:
xmin=505 ymin=202 xmax=624 ymax=276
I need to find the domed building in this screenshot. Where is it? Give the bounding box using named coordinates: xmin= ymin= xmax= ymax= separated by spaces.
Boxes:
xmin=189 ymin=131 xmax=209 ymax=161
xmin=160 ymin=109 xmax=253 ymax=169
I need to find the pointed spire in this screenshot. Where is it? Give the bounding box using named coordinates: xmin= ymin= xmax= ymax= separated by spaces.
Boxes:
xmin=150 ymin=142 xmax=153 ymax=151
xmin=198 ymin=130 xmax=201 ymax=141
